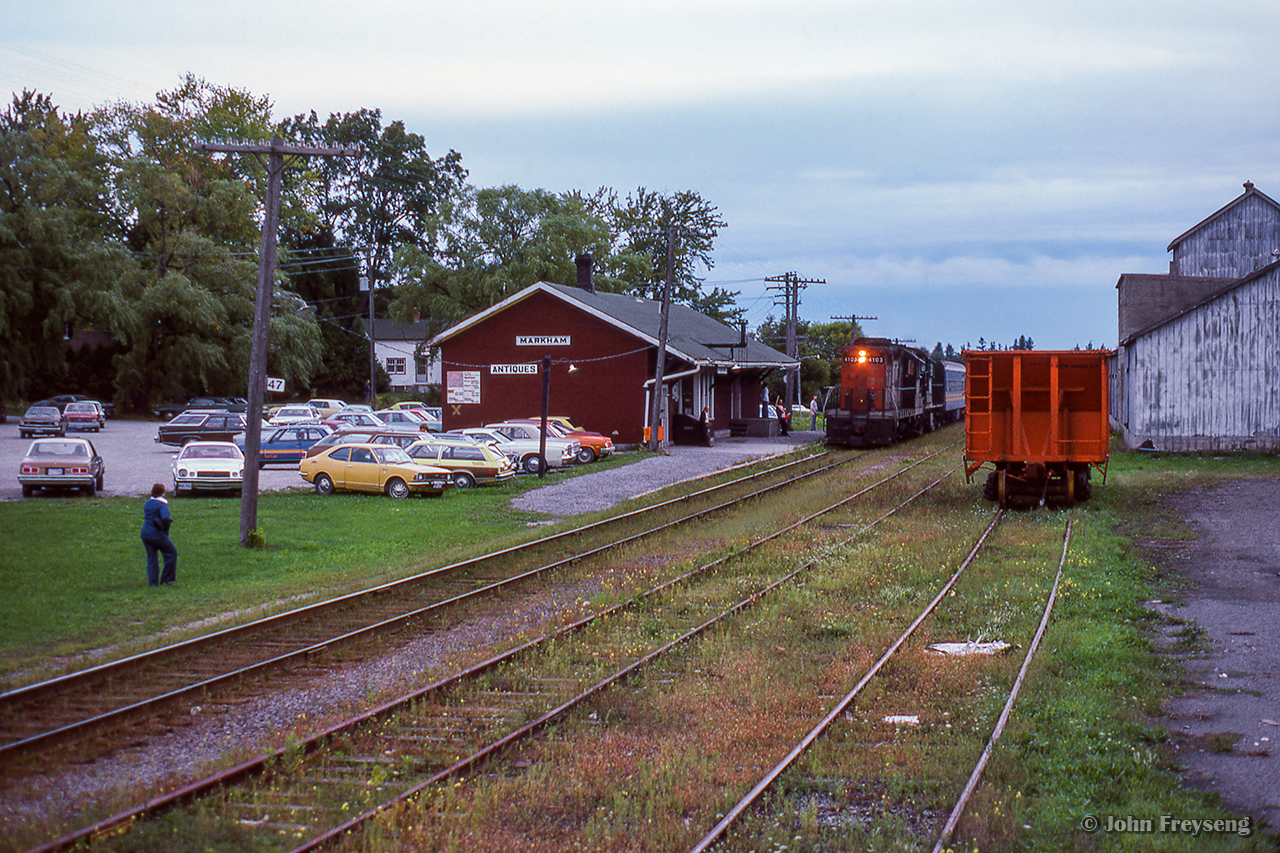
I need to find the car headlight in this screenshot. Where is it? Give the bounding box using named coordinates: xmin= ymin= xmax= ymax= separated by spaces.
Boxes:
xmin=178 ymin=468 xmax=189 ymax=477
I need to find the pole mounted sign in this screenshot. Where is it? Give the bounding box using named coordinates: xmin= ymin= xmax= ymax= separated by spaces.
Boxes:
xmin=266 ymin=377 xmax=286 ymax=393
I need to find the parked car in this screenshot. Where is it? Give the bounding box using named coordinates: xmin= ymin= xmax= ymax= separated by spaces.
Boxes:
xmin=484 ymin=422 xmax=580 ymax=473
xmin=155 ymin=411 xmax=251 ymax=447
xmin=64 ymin=401 xmax=105 ymax=432
xmin=322 ymin=411 xmax=387 ymax=430
xmin=172 ymin=441 xmax=244 ymax=496
xmin=154 ymin=396 xmax=245 ymax=420
xmin=518 ymin=417 xmax=614 ymax=463
xmin=19 ymin=406 xmax=67 ymax=438
xmin=338 ymin=404 xmax=375 ymax=414
xmin=374 ymin=409 xmax=434 ymax=431
xmin=18 ymin=437 xmax=104 ymax=497
xmin=269 ymin=404 xmax=322 ymax=425
xmin=299 ymin=443 xmax=451 ymax=498
xmin=236 ymin=424 xmax=333 ymax=466
xmin=306 ymin=398 xmax=348 ymax=419
xmin=405 ymin=437 xmax=517 ymax=488
xmin=304 ymin=426 xmax=422 ymax=458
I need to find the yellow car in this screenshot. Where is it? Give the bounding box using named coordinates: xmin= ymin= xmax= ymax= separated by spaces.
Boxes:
xmin=404 ymin=437 xmax=517 ymax=488
xmin=299 ymin=443 xmax=451 ymax=498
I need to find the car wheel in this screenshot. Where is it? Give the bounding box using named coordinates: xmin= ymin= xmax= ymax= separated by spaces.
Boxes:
xmin=575 ymin=446 xmax=597 ymax=464
xmin=453 ymin=471 xmax=476 ymax=489
xmin=314 ymin=473 xmax=335 ymax=496
xmin=172 ymin=481 xmax=181 ymax=497
xmin=21 ymin=484 xmax=33 ymax=498
xmin=96 ymin=472 xmax=104 ymax=491
xmin=386 ymin=477 xmax=410 ymax=499
xmin=19 ymin=432 xmax=28 ymax=439
xmin=84 ymin=479 xmax=96 ymax=497
xmin=522 ymin=454 xmax=545 ymax=475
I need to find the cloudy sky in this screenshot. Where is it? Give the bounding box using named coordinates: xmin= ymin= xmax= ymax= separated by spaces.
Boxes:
xmin=5 ymin=0 xmax=1278 ymax=350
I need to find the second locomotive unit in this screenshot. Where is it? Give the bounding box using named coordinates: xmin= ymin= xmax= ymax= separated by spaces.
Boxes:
xmin=825 ymin=337 xmax=965 ymax=447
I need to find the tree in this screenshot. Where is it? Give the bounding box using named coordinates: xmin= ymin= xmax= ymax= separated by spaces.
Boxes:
xmin=589 ymin=187 xmax=738 ymax=323
xmin=755 ymin=317 xmax=860 ymax=405
xmin=278 ymin=108 xmax=468 ymax=389
xmin=90 ymin=77 xmax=323 ymax=411
xmin=0 ymin=91 xmax=123 ymax=401
xmin=390 ymin=184 xmax=649 ymax=333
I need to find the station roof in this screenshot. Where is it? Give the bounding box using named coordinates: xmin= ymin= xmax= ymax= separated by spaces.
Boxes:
xmin=428 ymin=281 xmax=799 ymax=370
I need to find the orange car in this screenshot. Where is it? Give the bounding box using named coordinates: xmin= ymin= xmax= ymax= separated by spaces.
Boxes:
xmin=518 ymin=417 xmax=615 ymax=463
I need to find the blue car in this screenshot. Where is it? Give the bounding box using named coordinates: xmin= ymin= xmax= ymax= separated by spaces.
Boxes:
xmin=236 ymin=424 xmax=333 ymax=466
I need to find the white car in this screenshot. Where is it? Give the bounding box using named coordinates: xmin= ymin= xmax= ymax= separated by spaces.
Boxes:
xmin=269 ymin=404 xmax=322 ymax=425
xmin=172 ymin=441 xmax=244 ymax=496
xmin=483 ymin=422 xmax=580 ymax=473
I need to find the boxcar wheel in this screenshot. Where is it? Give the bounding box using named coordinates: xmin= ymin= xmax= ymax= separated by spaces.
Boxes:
xmin=982 ymin=471 xmax=999 ymax=502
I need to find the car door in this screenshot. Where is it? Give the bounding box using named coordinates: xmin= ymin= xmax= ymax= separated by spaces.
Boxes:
xmin=266 ymin=428 xmax=298 ymax=462
xmin=324 ymin=447 xmax=352 ymax=487
xmin=345 ymin=447 xmax=381 ymax=492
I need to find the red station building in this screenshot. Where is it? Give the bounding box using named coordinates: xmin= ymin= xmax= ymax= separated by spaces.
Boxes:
xmin=428 ymin=268 xmax=798 ymax=446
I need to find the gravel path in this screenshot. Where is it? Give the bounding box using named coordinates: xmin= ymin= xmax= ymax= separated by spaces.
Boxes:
xmin=513 ymin=431 xmax=823 ymax=516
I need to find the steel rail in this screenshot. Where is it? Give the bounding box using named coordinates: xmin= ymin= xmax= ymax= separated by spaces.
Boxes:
xmin=285 ymin=455 xmax=964 ymax=853
xmin=25 ymin=444 xmax=954 ymax=853
xmin=1 ymin=453 xmax=846 ymax=760
xmin=929 ymin=513 xmax=1073 ymax=853
xmin=688 ymin=507 xmax=1005 ymax=853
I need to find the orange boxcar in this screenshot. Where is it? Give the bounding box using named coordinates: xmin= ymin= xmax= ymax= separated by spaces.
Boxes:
xmin=964 ymin=350 xmax=1111 ymax=507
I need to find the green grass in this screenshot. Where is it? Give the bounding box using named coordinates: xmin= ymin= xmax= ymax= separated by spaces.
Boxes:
xmin=0 ymin=455 xmax=639 ymax=686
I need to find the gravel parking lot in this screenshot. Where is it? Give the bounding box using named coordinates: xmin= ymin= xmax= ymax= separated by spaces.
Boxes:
xmin=0 ymin=418 xmax=306 ymax=501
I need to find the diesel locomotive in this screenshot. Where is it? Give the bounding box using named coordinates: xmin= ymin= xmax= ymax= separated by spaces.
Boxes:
xmin=824 ymin=337 xmax=965 ymax=447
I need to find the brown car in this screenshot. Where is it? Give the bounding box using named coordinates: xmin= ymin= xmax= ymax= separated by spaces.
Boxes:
xmin=19 ymin=437 xmax=105 ymax=497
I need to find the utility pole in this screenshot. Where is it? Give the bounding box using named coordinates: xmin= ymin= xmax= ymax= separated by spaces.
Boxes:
xmin=642 ymin=224 xmax=712 ymax=452
xmin=766 ymin=272 xmax=825 ymax=406
xmin=197 ymin=135 xmax=357 ymax=546
xmin=831 ymin=314 xmax=878 ymax=345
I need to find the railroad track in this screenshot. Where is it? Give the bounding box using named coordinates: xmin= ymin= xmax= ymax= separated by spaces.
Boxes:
xmin=16 ymin=442 xmax=961 ymax=853
xmin=0 ymin=451 xmax=845 ymax=767
xmin=688 ymin=511 xmax=1075 ymax=853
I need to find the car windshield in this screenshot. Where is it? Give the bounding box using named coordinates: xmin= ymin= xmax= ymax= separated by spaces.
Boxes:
xmin=66 ymin=403 xmax=95 ymax=413
xmin=373 ymin=446 xmax=411 ymax=464
xmin=29 ymin=440 xmax=88 ymax=457
xmin=26 ymin=407 xmax=59 ymax=417
xmin=180 ymin=445 xmax=242 ymax=459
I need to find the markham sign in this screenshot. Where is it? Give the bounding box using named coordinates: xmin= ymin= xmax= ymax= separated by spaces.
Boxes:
xmin=516 ymin=335 xmax=570 ymax=346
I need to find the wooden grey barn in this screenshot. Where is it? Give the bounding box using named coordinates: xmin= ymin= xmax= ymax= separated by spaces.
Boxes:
xmin=1112 ymin=182 xmax=1280 ymax=451
xmin=427 ymin=276 xmax=799 ymax=446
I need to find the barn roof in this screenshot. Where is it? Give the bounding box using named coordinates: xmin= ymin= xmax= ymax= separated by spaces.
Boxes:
xmin=428 ymin=281 xmax=799 ymax=369
xmin=1166 ymin=181 xmax=1280 ymax=252
xmin=1120 ymin=258 xmax=1280 ymax=346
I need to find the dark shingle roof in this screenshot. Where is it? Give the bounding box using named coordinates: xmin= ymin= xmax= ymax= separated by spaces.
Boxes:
xmin=429 ymin=282 xmax=798 ymax=368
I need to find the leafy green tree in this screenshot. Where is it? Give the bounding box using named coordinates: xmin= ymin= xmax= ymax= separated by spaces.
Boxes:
xmin=0 ymin=91 xmax=123 ymax=401
xmin=278 ymin=108 xmax=467 ymax=390
xmin=588 ymin=187 xmax=738 ymax=323
xmin=391 ymin=184 xmax=648 ymax=333
xmin=90 ymin=77 xmax=322 ymax=411
xmin=755 ymin=317 xmax=861 ymax=405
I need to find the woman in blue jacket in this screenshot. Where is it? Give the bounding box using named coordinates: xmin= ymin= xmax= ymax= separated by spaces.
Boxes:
xmin=141 ymin=483 xmax=178 ymax=586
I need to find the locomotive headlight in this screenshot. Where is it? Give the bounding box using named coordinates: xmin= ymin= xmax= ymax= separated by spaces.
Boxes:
xmin=857 ymin=350 xmax=868 ymax=363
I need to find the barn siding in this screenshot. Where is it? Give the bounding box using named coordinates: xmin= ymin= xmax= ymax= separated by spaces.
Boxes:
xmin=1173 ymin=194 xmax=1280 ymax=278
xmin=1121 ymin=266 xmax=1280 ymax=451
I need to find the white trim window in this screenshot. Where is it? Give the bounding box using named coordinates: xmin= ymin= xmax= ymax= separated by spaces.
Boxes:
xmin=385 ymin=357 xmax=406 ymax=375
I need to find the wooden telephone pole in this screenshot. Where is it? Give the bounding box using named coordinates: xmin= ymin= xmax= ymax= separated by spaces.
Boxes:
xmin=766 ymin=272 xmax=825 ymax=406
xmin=196 ymin=135 xmax=357 ymax=546
xmin=642 ymin=225 xmax=711 ymax=452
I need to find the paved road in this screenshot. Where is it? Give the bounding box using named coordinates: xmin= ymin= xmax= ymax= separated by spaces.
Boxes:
xmin=0 ymin=419 xmax=306 ymax=501
xmin=1148 ymin=478 xmax=1280 ymax=830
